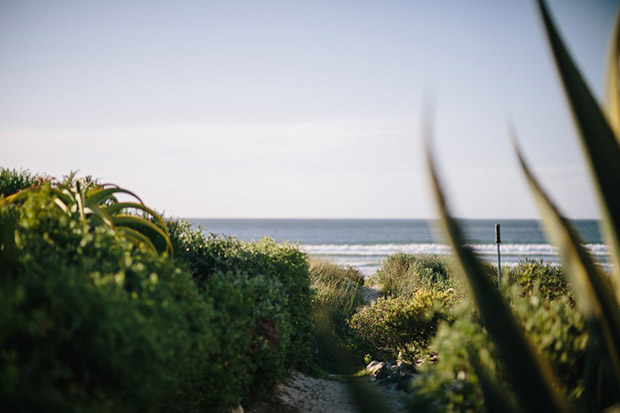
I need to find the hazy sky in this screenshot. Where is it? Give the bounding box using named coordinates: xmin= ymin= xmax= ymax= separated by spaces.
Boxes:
xmin=1 ymin=0 xmax=617 ymax=218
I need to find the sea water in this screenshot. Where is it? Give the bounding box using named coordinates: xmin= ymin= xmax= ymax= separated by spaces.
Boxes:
xmin=186 ymin=219 xmax=606 ymax=276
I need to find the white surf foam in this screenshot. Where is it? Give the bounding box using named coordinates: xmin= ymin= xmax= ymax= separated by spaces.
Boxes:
xmin=301 ymin=243 xmax=608 ymax=257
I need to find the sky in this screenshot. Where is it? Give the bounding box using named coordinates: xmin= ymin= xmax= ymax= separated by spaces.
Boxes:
xmin=1 ymin=0 xmax=618 ymax=219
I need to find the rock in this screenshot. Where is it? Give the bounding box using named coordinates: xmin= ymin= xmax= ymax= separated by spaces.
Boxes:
xmin=366 ymin=360 xmax=381 ymax=372
xmin=366 ymin=361 xmax=387 ymax=376
xmin=375 ymin=364 xmax=390 ymax=380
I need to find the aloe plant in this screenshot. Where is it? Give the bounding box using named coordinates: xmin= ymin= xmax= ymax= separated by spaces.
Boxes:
xmin=427 ymin=0 xmax=620 ymax=410
xmin=2 ymin=176 xmax=172 ymax=255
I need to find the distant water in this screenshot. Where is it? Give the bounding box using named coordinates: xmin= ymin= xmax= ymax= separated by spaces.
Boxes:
xmin=186 ymin=219 xmax=607 ymax=276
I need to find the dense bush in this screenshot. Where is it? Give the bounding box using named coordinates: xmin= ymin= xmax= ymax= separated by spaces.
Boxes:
xmin=0 ymin=167 xmax=41 ymax=196
xmin=505 ymin=258 xmax=571 ymax=301
xmin=374 ymin=254 xmax=455 ymax=298
xmin=349 ymin=289 xmax=456 ymax=363
xmin=0 ymin=180 xmax=316 ymax=412
xmin=167 ymin=218 xmax=315 ymax=393
xmin=373 ymin=253 xmax=496 ymax=298
xmin=0 ymin=187 xmax=224 ymax=410
xmin=410 ymin=285 xmax=589 ymax=412
xmin=409 ymin=303 xmax=501 ymax=412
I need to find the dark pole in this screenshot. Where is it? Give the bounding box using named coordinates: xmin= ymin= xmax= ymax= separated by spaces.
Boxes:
xmin=495 ymin=224 xmax=502 ymax=287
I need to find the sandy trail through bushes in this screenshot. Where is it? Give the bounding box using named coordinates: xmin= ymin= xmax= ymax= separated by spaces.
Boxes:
xmin=249 ymin=285 xmax=409 ymax=413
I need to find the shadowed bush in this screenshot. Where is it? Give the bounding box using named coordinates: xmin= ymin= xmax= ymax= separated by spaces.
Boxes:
xmin=167 ymin=218 xmax=315 ymax=399
xmin=0 ymin=187 xmax=225 ymax=411
xmin=308 ymin=259 xmax=365 ymax=371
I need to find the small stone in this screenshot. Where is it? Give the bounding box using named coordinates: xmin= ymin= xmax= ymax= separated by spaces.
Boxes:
xmin=375 ymin=365 xmax=390 ymax=380
xmin=367 ymin=361 xmax=386 ymax=376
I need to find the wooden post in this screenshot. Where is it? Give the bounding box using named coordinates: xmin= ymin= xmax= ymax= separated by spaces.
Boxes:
xmin=495 ymin=224 xmax=502 ymax=287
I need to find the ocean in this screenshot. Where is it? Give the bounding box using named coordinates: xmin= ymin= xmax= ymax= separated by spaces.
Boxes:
xmin=186 ymin=219 xmax=607 ymax=276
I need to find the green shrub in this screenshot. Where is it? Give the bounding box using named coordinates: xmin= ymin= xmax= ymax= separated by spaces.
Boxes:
xmin=0 ymin=176 xmax=317 ymax=410
xmin=374 ymin=253 xmax=456 ymax=298
xmin=410 ymin=303 xmax=501 ymax=413
xmin=5 ymin=175 xmax=173 ymax=255
xmin=0 ymin=181 xmax=319 ymax=412
xmin=411 ymin=286 xmax=589 ymax=412
xmin=0 ymin=187 xmax=228 ymax=411
xmin=167 ymin=219 xmax=315 ymax=398
xmin=200 ymin=270 xmax=292 ymax=407
xmin=373 ymin=253 xmax=498 ymax=298
xmin=505 ymin=258 xmax=571 ymax=301
xmin=349 ymin=289 xmax=456 ymax=363
xmin=0 ymin=167 xmax=41 ymax=197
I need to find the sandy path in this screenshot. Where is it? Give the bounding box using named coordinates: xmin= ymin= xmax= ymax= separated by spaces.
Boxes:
xmin=248 ymin=370 xmax=408 ymax=413
xmin=249 ymin=284 xmax=409 ymax=413
xmin=362 ymin=284 xmax=383 ymax=304
xmin=275 ymin=371 xmax=358 ymax=412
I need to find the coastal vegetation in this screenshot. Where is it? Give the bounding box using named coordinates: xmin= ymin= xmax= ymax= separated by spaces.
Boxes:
xmin=0 ymin=171 xmax=315 ymax=411
xmin=415 ymin=0 xmax=620 ymax=411
xmin=1 ymin=1 xmax=619 ymax=412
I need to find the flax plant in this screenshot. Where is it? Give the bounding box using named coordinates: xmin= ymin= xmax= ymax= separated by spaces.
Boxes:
xmin=426 ymin=0 xmax=620 ymax=410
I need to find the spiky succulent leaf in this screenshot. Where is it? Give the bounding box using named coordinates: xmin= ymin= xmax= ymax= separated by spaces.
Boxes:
xmin=86 ymin=186 xmax=144 ymax=207
xmin=103 ymin=202 xmax=169 ymax=234
xmin=113 ymin=214 xmax=172 ymax=254
xmin=537 ymin=0 xmax=620 ymax=279
xmin=83 ymin=204 xmax=114 ymax=228
xmin=605 ymin=7 xmax=620 ymax=138
xmin=514 ymin=138 xmax=620 ymax=396
xmin=426 ymin=140 xmax=568 ymax=413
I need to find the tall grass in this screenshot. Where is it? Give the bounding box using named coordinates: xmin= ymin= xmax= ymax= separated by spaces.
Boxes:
xmin=310 ymin=259 xmax=365 ymax=315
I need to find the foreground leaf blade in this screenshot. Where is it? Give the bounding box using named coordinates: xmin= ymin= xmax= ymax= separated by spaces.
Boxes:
xmin=605 ymin=6 xmax=620 ymax=138
xmin=514 ymin=139 xmax=620 ymax=396
xmin=538 ymin=0 xmax=620 ymax=277
xmin=426 ymin=142 xmax=567 ymax=413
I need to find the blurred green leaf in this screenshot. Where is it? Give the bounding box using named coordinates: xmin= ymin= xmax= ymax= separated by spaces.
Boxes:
xmin=426 ymin=138 xmax=568 ymax=413
xmin=513 ymin=137 xmax=620 ymax=398
xmin=605 ymin=7 xmax=620 ymax=138
xmin=537 ymin=0 xmax=620 ymax=278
